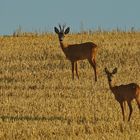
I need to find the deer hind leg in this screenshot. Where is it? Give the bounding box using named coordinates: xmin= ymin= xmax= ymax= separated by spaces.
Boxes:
xmin=135 ymin=89 xmax=140 ymax=110
xmin=88 ymin=59 xmax=97 ymax=82
xmin=71 ymin=61 xmax=75 ymax=80
xmin=127 ymin=101 xmax=133 ymax=121
xmin=135 ymin=98 xmax=140 ymax=110
xmin=120 ymin=102 xmax=125 ymax=121
xmin=75 ymin=62 xmax=79 ymax=79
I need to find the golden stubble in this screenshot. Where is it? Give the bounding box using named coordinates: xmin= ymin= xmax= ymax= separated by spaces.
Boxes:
xmin=0 ymin=31 xmax=140 ymax=139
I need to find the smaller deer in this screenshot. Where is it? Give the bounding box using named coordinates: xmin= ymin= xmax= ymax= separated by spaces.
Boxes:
xmin=104 ymin=67 xmax=140 ymax=121
xmin=54 ymin=24 xmax=97 ymax=81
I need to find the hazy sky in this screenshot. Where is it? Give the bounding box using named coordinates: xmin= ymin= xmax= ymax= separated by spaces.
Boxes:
xmin=0 ymin=0 xmax=140 ymax=34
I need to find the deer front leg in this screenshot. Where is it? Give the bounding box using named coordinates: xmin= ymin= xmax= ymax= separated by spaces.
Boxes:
xmin=71 ymin=61 xmax=74 ymax=80
xmin=75 ymin=62 xmax=79 ymax=79
xmin=120 ymin=102 xmax=125 ymax=121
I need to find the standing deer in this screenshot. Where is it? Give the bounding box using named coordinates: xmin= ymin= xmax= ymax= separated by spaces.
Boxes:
xmin=54 ymin=25 xmax=97 ymax=81
xmin=104 ymin=67 xmax=140 ymax=121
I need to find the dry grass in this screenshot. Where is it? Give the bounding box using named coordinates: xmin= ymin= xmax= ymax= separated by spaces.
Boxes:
xmin=0 ymin=31 xmax=140 ymax=140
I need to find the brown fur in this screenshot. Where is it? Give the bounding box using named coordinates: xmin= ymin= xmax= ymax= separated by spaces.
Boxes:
xmin=105 ymin=67 xmax=140 ymax=121
xmin=54 ymin=25 xmax=97 ymax=81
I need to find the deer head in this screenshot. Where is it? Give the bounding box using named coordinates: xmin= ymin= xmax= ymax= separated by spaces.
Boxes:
xmin=104 ymin=67 xmax=117 ymax=82
xmin=54 ymin=24 xmax=70 ymax=41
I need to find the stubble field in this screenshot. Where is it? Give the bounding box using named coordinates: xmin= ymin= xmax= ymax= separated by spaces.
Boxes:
xmin=0 ymin=31 xmax=140 ymax=139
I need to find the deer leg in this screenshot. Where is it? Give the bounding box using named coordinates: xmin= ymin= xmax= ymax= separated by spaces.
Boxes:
xmin=71 ymin=62 xmax=74 ymax=80
xmin=123 ymin=101 xmax=127 ymax=111
xmin=135 ymin=98 xmax=140 ymax=110
xmin=88 ymin=59 xmax=97 ymax=82
xmin=120 ymin=102 xmax=125 ymax=121
xmin=75 ymin=62 xmax=79 ymax=79
xmin=127 ymin=102 xmax=133 ymax=121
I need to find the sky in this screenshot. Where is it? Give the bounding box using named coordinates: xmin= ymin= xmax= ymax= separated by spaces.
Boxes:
xmin=0 ymin=0 xmax=140 ymax=35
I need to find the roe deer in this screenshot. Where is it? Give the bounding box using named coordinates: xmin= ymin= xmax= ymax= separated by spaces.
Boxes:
xmin=54 ymin=24 xmax=97 ymax=81
xmin=104 ymin=67 xmax=140 ymax=121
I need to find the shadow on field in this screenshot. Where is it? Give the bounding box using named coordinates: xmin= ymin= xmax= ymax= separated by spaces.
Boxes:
xmin=0 ymin=115 xmax=89 ymax=124
xmin=0 ymin=115 xmax=69 ymax=122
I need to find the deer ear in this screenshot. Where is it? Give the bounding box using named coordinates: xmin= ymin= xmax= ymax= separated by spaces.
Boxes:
xmin=104 ymin=67 xmax=109 ymax=73
xmin=64 ymin=27 xmax=70 ymax=34
xmin=112 ymin=68 xmax=117 ymax=74
xmin=54 ymin=27 xmax=59 ymax=34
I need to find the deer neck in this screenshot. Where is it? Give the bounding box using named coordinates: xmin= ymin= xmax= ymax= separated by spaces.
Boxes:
xmin=107 ymin=79 xmax=114 ymax=92
xmin=59 ymin=41 xmax=68 ymax=53
xmin=60 ymin=40 xmax=68 ymax=48
xmin=108 ymin=79 xmax=119 ymax=99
